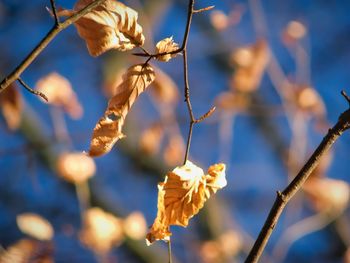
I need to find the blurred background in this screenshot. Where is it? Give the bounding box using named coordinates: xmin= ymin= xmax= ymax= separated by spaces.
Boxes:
xmin=1 ymin=0 xmax=350 ymax=262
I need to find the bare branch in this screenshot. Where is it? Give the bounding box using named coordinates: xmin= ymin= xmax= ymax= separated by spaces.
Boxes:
xmin=17 ymin=78 xmax=48 ymax=102
xmin=0 ymin=0 xmax=108 ymax=94
xmin=49 ymin=0 xmax=59 ymax=25
xmin=245 ymin=92 xmax=350 ymax=263
xmin=194 ymin=106 xmax=216 ymax=123
xmin=341 ymin=90 xmax=350 ymax=107
xmin=193 ymin=5 xmax=215 ymax=13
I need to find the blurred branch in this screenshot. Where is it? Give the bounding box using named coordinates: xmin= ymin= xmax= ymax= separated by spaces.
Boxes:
xmin=245 ymin=92 xmax=350 ymax=263
xmin=0 ymin=0 xmax=108 ymax=93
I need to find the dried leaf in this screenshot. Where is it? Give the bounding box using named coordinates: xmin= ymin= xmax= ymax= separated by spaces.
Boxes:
xmin=163 ymin=135 xmax=185 ymax=166
xmin=210 ymin=10 xmax=229 ymax=31
xmin=155 ymin=37 xmax=179 ymax=62
xmin=36 ymin=72 xmax=83 ymax=119
xmin=0 ymin=239 xmax=54 ymax=263
xmin=282 ymin=20 xmax=307 ymax=45
xmin=71 ymin=0 xmax=145 ymax=56
xmin=215 ymin=91 xmax=250 ymax=112
xmin=150 ymin=66 xmax=179 ymax=105
xmin=80 ymin=207 xmax=123 ymax=253
xmin=294 ymin=85 xmax=325 ymax=117
xmin=303 ymin=177 xmax=350 ymax=214
xmin=139 ymin=123 xmax=164 ymax=155
xmin=16 ymin=213 xmax=54 ymax=241
xmin=146 ymin=161 xmax=226 ymax=244
xmin=57 ymin=152 xmax=96 ymax=183
xmin=230 ymin=39 xmax=270 ymax=92
xmin=0 ymin=84 xmax=22 ymax=130
xmin=89 ymin=64 xmax=155 ymax=157
xmin=123 ymin=211 xmax=147 ymax=240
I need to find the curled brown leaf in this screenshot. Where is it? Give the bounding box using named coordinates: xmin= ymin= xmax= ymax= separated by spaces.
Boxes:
xmin=155 ymin=37 xmax=179 ymax=62
xmin=70 ymin=0 xmax=145 ymax=56
xmin=89 ymin=64 xmax=155 ymax=157
xmin=36 ymin=72 xmax=83 ymax=119
xmin=0 ymin=84 xmax=22 ymax=130
xmin=146 ymin=161 xmax=226 ymax=245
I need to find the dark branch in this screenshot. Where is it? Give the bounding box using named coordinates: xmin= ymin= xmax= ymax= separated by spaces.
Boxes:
xmin=17 ymin=78 xmax=48 ymax=102
xmin=245 ymin=94 xmax=350 ymax=262
xmin=341 ymin=90 xmax=350 ymax=107
xmin=49 ymin=0 xmax=59 ymax=25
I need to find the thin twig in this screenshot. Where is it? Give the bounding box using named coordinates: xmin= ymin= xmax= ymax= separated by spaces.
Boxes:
xmin=50 ymin=0 xmax=59 ymax=25
xmin=341 ymin=90 xmax=350 ymax=107
xmin=0 ymin=0 xmax=108 ymax=94
xmin=193 ymin=5 xmax=215 ymax=13
xmin=17 ymin=78 xmax=48 ymax=102
xmin=167 ymin=239 xmax=173 ymax=263
xmin=245 ymin=92 xmax=350 ymax=263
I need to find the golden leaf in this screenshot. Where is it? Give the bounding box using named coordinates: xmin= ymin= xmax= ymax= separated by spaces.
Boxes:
xmin=155 ymin=37 xmax=179 ymax=62
xmin=163 ymin=135 xmax=185 ymax=166
xmin=16 ymin=213 xmax=54 ymax=241
xmin=146 ymin=161 xmax=226 ymax=245
xmin=139 ymin=123 xmax=164 ymax=155
xmin=123 ymin=211 xmax=147 ymax=240
xmin=210 ymin=10 xmax=229 ymax=31
xmin=303 ymin=177 xmax=350 ymax=214
xmin=72 ymin=0 xmax=145 ymax=56
xmin=36 ymin=72 xmax=83 ymax=119
xmin=0 ymin=84 xmax=22 ymax=130
xmin=150 ymin=66 xmax=179 ymax=105
xmin=230 ymin=39 xmax=270 ymax=92
xmin=57 ymin=152 xmax=96 ymax=183
xmin=0 ymin=239 xmax=54 ymax=263
xmin=80 ymin=207 xmax=123 ymax=253
xmin=89 ymin=64 xmax=155 ymax=157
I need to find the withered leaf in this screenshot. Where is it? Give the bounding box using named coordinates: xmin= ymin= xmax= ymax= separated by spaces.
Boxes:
xmin=71 ymin=0 xmax=145 ymax=56
xmin=139 ymin=122 xmax=164 ymax=156
xmin=0 ymin=239 xmax=54 ymax=263
xmin=57 ymin=152 xmax=96 ymax=183
xmin=155 ymin=37 xmax=179 ymax=62
xmin=146 ymin=161 xmax=226 ymax=245
xmin=150 ymin=66 xmax=179 ymax=105
xmin=16 ymin=213 xmax=54 ymax=241
xmin=0 ymin=84 xmax=22 ymax=130
xmin=36 ymin=72 xmax=83 ymax=119
xmin=89 ymin=64 xmax=155 ymax=157
xmin=230 ymin=39 xmax=270 ymax=92
xmin=80 ymin=207 xmax=123 ymax=253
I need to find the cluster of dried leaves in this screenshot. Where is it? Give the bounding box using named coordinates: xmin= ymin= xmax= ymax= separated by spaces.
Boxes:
xmin=0 ymin=0 xmax=228 ymax=254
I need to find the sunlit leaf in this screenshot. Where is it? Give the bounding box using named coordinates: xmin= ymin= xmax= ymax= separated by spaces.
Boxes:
xmin=16 ymin=213 xmax=54 ymax=241
xmin=155 ymin=37 xmax=179 ymax=62
xmin=230 ymin=39 xmax=270 ymax=92
xmin=0 ymin=239 xmax=54 ymax=263
xmin=282 ymin=20 xmax=307 ymax=45
xmin=163 ymin=134 xmax=185 ymax=166
xmin=303 ymin=177 xmax=350 ymax=214
xmin=89 ymin=64 xmax=155 ymax=157
xmin=139 ymin=122 xmax=164 ymax=156
xmin=210 ymin=10 xmax=229 ymax=31
xmin=62 ymin=0 xmax=145 ymax=56
xmin=146 ymin=161 xmax=226 ymax=245
xmin=123 ymin=211 xmax=147 ymax=240
xmin=0 ymin=84 xmax=22 ymax=130
xmin=57 ymin=152 xmax=96 ymax=184
xmin=36 ymin=72 xmax=83 ymax=119
xmin=150 ymin=66 xmax=179 ymax=105
xmin=80 ymin=207 xmax=123 ymax=253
